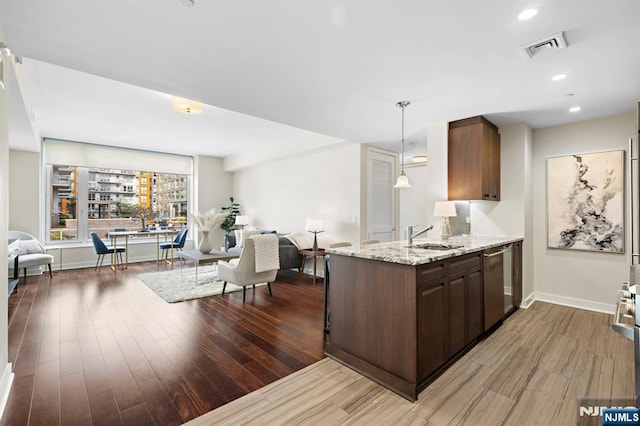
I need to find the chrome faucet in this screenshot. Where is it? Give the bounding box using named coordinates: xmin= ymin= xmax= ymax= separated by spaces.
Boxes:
xmin=407 ymin=224 xmax=433 ymax=246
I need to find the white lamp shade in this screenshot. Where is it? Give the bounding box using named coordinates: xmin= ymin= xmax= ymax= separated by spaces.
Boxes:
xmin=234 ymin=215 xmax=249 ymax=226
xmin=433 ymin=201 xmax=457 ymax=217
xmin=305 ymin=218 xmax=325 ymax=232
xmin=394 ymin=173 xmax=411 ymax=188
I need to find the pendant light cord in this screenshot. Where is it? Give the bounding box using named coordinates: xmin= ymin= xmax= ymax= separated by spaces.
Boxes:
xmin=401 ymin=104 xmax=405 ymax=173
xmin=396 ymin=101 xmax=410 ymax=173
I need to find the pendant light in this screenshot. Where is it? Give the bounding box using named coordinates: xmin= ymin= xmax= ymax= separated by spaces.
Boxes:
xmin=394 ymin=101 xmax=411 ymax=188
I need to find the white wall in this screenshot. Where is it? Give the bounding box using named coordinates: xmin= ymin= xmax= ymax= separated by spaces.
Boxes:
xmin=233 ymin=142 xmax=361 ymax=244
xmin=470 ymin=123 xmax=535 ymax=304
xmin=193 ymin=155 xmax=234 ymax=250
xmin=397 ymin=122 xmax=449 ymax=240
xmin=470 ymin=123 xmax=529 ymax=237
xmin=8 ymin=150 xmax=40 ymax=237
xmin=532 ymin=112 xmax=636 ymax=312
xmin=0 ymin=41 xmax=14 ymax=416
xmin=398 ymin=164 xmax=428 ymax=239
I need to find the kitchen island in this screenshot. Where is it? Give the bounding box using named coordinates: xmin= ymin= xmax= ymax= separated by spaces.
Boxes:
xmin=325 ymin=235 xmax=523 ymax=401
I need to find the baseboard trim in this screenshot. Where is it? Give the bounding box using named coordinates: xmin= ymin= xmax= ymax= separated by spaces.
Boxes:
xmin=530 ymin=292 xmax=615 ymax=315
xmin=0 ymin=363 xmax=14 ymax=417
xmin=521 ymin=292 xmax=535 ymax=309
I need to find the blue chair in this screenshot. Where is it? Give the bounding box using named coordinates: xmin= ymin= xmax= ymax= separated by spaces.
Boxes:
xmin=160 ymin=228 xmax=188 ymax=263
xmin=90 ymin=232 xmax=126 ymax=272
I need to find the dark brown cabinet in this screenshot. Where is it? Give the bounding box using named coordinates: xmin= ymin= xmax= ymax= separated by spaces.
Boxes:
xmin=418 ymin=253 xmax=482 ymax=381
xmin=447 ymin=253 xmax=483 ymax=356
xmin=466 ymin=269 xmax=484 ymax=343
xmin=326 ymin=241 xmax=522 ymax=402
xmin=418 ymin=278 xmax=447 ymax=381
xmin=448 ymin=115 xmax=501 ymax=201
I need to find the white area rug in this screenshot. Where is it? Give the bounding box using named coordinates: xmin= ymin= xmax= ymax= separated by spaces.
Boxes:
xmin=137 ymin=265 xmax=244 ymax=303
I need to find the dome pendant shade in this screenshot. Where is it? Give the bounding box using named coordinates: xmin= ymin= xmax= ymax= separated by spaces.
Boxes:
xmin=395 ymin=101 xmax=411 ymax=189
xmin=394 ymin=170 xmax=411 ymax=188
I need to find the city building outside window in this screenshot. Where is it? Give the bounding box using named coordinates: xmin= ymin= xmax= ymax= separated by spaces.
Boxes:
xmin=47 ymin=165 xmax=189 ymax=242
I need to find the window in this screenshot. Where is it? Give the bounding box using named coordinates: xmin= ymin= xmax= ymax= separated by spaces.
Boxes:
xmin=44 ymin=140 xmax=192 ymax=243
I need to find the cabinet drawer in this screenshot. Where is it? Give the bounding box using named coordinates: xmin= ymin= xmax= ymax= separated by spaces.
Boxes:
xmin=449 ymin=253 xmax=482 ymax=275
xmin=419 ymin=262 xmax=445 ymax=284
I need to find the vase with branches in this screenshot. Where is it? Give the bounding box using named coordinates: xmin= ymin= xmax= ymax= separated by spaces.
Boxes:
xmin=189 ymin=209 xmax=229 ymax=253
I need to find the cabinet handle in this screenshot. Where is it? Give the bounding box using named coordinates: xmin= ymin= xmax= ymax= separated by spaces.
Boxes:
xmin=483 ymin=193 xmax=489 ymax=197
xmin=484 ymin=248 xmax=509 ymax=257
xmin=492 ymin=195 xmax=497 ymax=198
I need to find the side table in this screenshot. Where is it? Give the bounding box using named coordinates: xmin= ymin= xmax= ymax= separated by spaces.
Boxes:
xmin=298 ymin=248 xmax=326 ymax=286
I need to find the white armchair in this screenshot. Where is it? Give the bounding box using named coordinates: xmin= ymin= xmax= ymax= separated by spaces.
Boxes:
xmin=217 ymin=234 xmax=279 ymax=303
xmin=8 ymin=231 xmax=54 ymax=279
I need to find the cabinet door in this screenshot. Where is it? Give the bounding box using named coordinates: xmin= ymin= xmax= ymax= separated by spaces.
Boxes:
xmin=448 ymin=116 xmax=500 ymax=201
xmin=418 ymin=280 xmax=447 ymax=381
xmin=483 ymin=251 xmax=504 ymax=331
xmin=466 ymin=269 xmax=484 ymax=343
xmin=448 ymin=124 xmax=483 ymax=200
xmin=481 ymin=125 xmax=492 ymax=200
xmin=448 ymin=275 xmax=466 ymax=356
xmin=512 ymin=241 xmax=522 ymax=307
xmin=486 ymin=129 xmax=500 ymax=200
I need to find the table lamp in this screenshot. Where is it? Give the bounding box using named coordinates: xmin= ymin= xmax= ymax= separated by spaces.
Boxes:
xmin=305 ymin=218 xmax=325 ymax=251
xmin=235 ymin=215 xmax=249 ymax=230
xmin=433 ymin=201 xmax=457 ymax=240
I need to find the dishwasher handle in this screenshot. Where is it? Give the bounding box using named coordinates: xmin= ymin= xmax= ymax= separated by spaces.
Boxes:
xmin=484 ymin=248 xmax=509 ymax=257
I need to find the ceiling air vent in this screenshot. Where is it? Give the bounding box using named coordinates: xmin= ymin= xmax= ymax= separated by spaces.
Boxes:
xmin=520 ymin=31 xmax=568 ymax=58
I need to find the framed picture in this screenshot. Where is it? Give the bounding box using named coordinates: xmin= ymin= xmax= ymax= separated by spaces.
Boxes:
xmin=546 ymin=149 xmax=624 ymax=253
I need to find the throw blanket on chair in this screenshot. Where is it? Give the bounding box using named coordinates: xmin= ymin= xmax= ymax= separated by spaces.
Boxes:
xmin=252 ymin=234 xmax=280 ymax=272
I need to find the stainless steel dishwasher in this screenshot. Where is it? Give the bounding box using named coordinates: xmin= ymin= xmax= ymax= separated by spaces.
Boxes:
xmin=483 ymin=244 xmax=513 ymax=331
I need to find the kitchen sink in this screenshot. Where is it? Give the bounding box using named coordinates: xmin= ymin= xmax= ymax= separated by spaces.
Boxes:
xmin=410 ymin=243 xmax=464 ymax=250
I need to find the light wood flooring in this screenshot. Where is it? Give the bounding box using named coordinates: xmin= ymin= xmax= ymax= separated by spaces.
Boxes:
xmin=187 ymin=302 xmax=635 ymax=425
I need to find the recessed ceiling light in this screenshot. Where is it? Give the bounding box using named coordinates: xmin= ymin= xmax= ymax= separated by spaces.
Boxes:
xmin=181 ymin=0 xmax=195 ymax=7
xmin=552 ymin=73 xmax=567 ymax=81
xmin=518 ymin=9 xmax=538 ymax=20
xmin=569 ymin=106 xmax=582 ymax=113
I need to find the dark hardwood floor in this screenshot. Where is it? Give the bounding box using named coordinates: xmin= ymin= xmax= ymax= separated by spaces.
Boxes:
xmin=1 ymin=261 xmax=326 ymax=425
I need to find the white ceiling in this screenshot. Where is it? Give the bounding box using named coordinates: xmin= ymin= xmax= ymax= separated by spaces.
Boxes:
xmin=1 ymin=0 xmax=639 ymax=157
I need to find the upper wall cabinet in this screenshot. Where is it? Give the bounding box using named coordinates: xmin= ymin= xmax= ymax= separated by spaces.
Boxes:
xmin=448 ymin=116 xmax=500 ymax=201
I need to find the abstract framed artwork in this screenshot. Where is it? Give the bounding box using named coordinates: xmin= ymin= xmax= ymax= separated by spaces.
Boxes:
xmin=547 ymin=149 xmax=624 ymax=253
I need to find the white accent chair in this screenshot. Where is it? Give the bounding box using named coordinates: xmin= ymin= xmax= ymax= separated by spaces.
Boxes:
xmin=217 ymin=237 xmax=279 ymax=303
xmin=8 ymin=231 xmax=54 ymax=279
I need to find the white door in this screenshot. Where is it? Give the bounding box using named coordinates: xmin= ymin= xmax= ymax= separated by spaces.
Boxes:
xmin=367 ymin=149 xmax=397 ymax=242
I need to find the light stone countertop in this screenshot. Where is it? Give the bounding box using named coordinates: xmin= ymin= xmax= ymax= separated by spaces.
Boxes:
xmin=326 ymin=235 xmax=523 ymax=266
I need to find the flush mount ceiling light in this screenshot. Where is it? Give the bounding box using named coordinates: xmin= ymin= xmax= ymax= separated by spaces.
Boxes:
xmin=569 ymin=106 xmax=582 ymax=113
xmin=412 ymin=155 xmax=428 ymax=164
xmin=552 ymin=73 xmax=568 ymax=81
xmin=181 ymin=0 xmax=195 ymax=7
xmin=173 ymin=96 xmax=203 ymax=114
xmin=394 ymin=101 xmax=411 ymax=189
xmin=518 ymin=8 xmax=538 ymax=20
